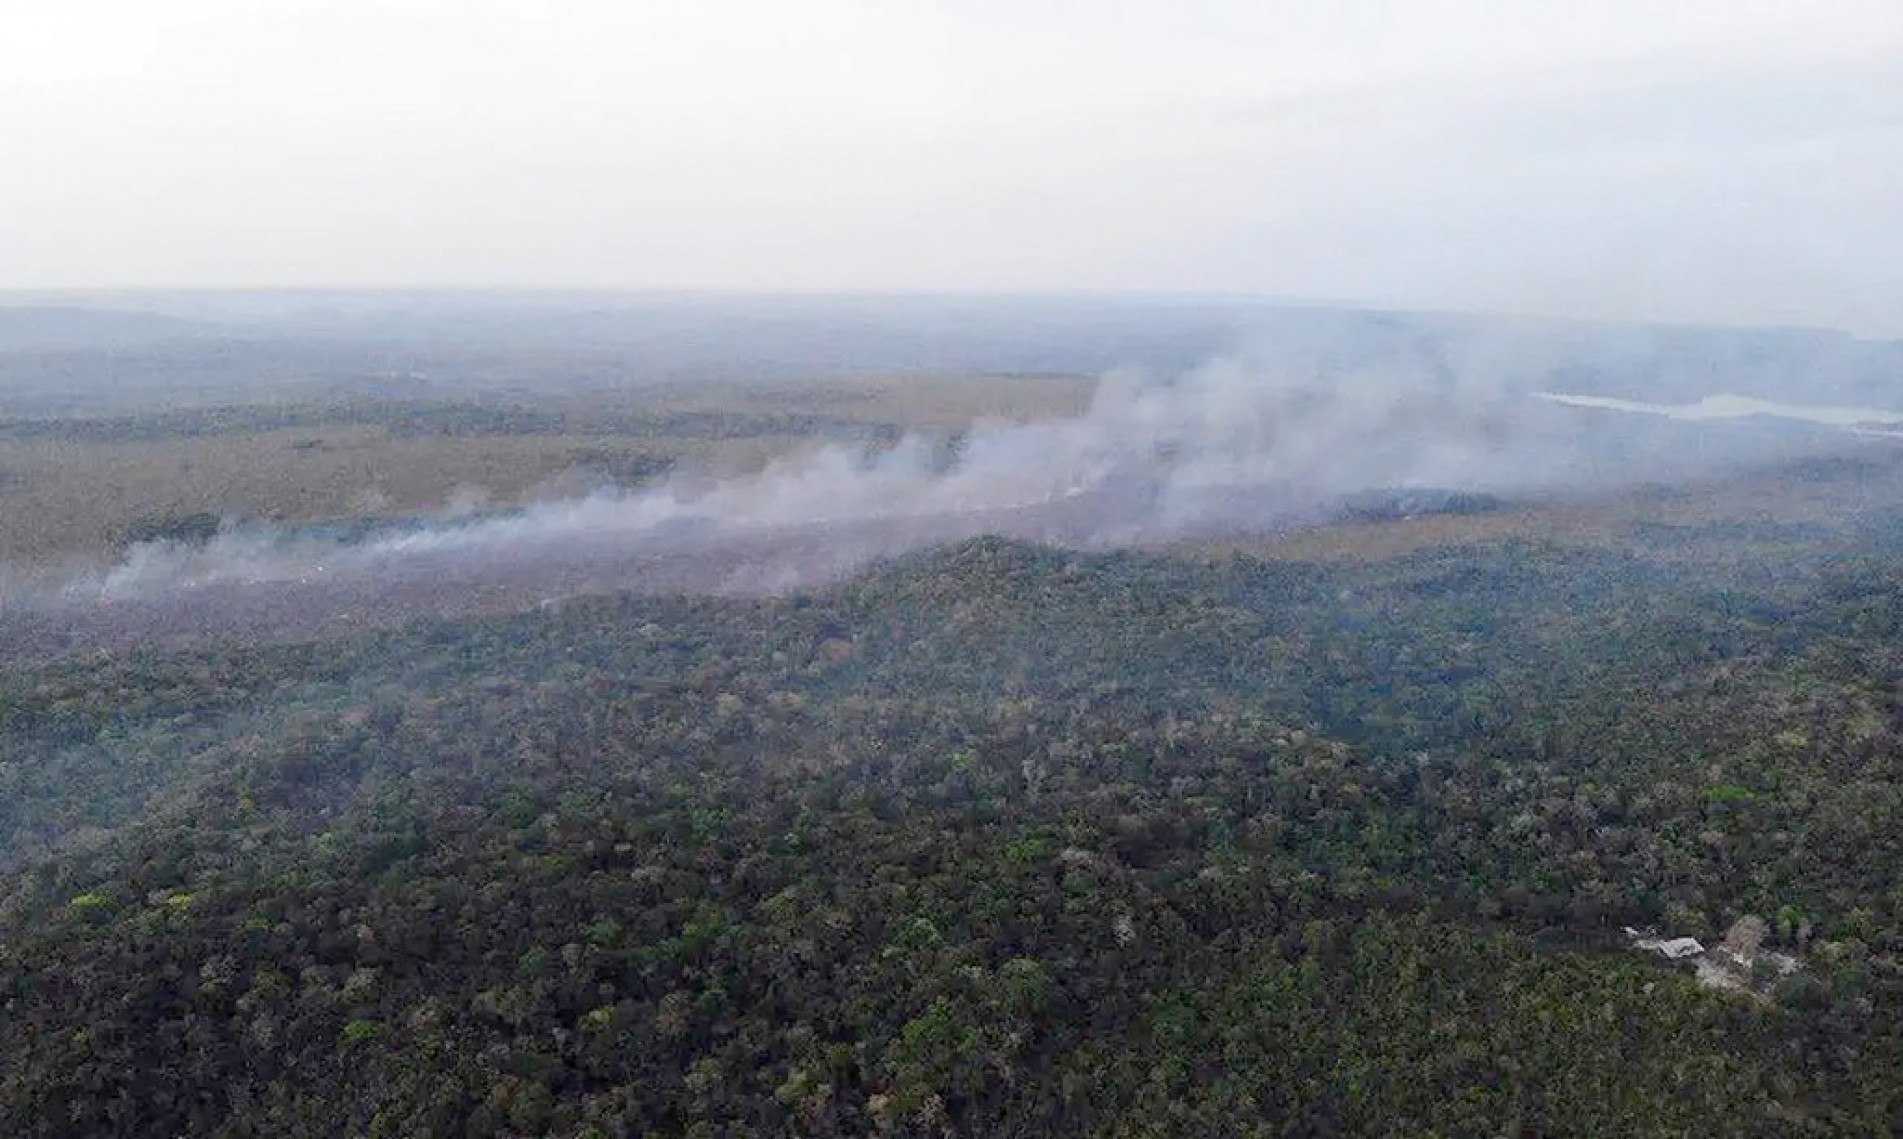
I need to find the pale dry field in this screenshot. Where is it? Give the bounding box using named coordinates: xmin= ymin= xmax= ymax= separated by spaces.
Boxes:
xmin=0 ymin=374 xmax=1096 ymax=566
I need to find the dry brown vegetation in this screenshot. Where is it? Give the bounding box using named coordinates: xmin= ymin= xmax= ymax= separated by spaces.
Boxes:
xmin=1182 ymin=448 xmax=1903 ymax=572
xmin=0 ymin=374 xmax=1096 ymax=565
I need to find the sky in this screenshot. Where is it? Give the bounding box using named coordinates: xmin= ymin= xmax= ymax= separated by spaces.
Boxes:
xmin=4 ymin=1 xmax=1901 ymax=333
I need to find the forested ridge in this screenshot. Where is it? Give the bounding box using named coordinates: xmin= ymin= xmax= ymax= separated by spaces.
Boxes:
xmin=6 ymin=522 xmax=1903 ymax=1135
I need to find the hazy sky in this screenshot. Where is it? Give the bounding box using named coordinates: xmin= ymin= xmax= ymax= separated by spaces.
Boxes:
xmin=5 ymin=1 xmax=1901 ymax=332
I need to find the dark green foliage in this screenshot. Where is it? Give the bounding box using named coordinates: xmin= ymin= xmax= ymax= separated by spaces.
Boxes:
xmin=123 ymin=509 xmax=223 ymax=547
xmin=5 ymin=531 xmax=1903 ymax=1134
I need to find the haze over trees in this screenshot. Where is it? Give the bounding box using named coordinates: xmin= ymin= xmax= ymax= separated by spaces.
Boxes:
xmin=5 ymin=345 xmax=1903 ymax=1130
xmin=8 ymin=0 xmax=1903 ymax=1130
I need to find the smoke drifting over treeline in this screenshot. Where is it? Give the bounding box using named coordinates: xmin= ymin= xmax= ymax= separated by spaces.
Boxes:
xmin=3 ymin=296 xmax=1900 ymax=659
xmin=15 ymin=351 xmax=1895 ymax=612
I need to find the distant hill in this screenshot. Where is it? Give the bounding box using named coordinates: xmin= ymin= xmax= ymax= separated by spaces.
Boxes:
xmin=0 ymin=305 xmax=209 ymax=351
xmin=2 ymin=293 xmax=1898 ymax=415
xmin=171 ymin=294 xmax=1903 ymax=410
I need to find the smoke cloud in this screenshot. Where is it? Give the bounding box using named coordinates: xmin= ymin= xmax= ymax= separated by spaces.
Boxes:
xmin=10 ymin=352 xmax=1879 ymax=624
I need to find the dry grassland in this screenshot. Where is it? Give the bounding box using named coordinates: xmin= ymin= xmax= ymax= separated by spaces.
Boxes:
xmin=0 ymin=374 xmax=1096 ymax=565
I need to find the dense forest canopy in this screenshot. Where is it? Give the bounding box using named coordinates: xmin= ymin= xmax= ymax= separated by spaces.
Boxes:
xmin=12 ymin=0 xmax=1903 ymax=1126
xmin=7 ymin=292 xmax=1903 ymax=1137
xmin=6 ymin=468 xmax=1903 ymax=1133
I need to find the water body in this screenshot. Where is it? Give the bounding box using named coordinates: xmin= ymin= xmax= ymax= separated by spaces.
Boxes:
xmin=1536 ymin=392 xmax=1903 ymax=430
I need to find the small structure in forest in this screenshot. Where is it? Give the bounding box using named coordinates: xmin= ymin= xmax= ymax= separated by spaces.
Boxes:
xmin=1627 ymin=931 xmax=1706 ymax=960
xmin=1625 ymin=916 xmax=1801 ymax=996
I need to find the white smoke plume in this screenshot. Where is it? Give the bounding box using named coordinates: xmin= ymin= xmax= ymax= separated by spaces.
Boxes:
xmin=2 ymin=352 xmax=1880 ymax=624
